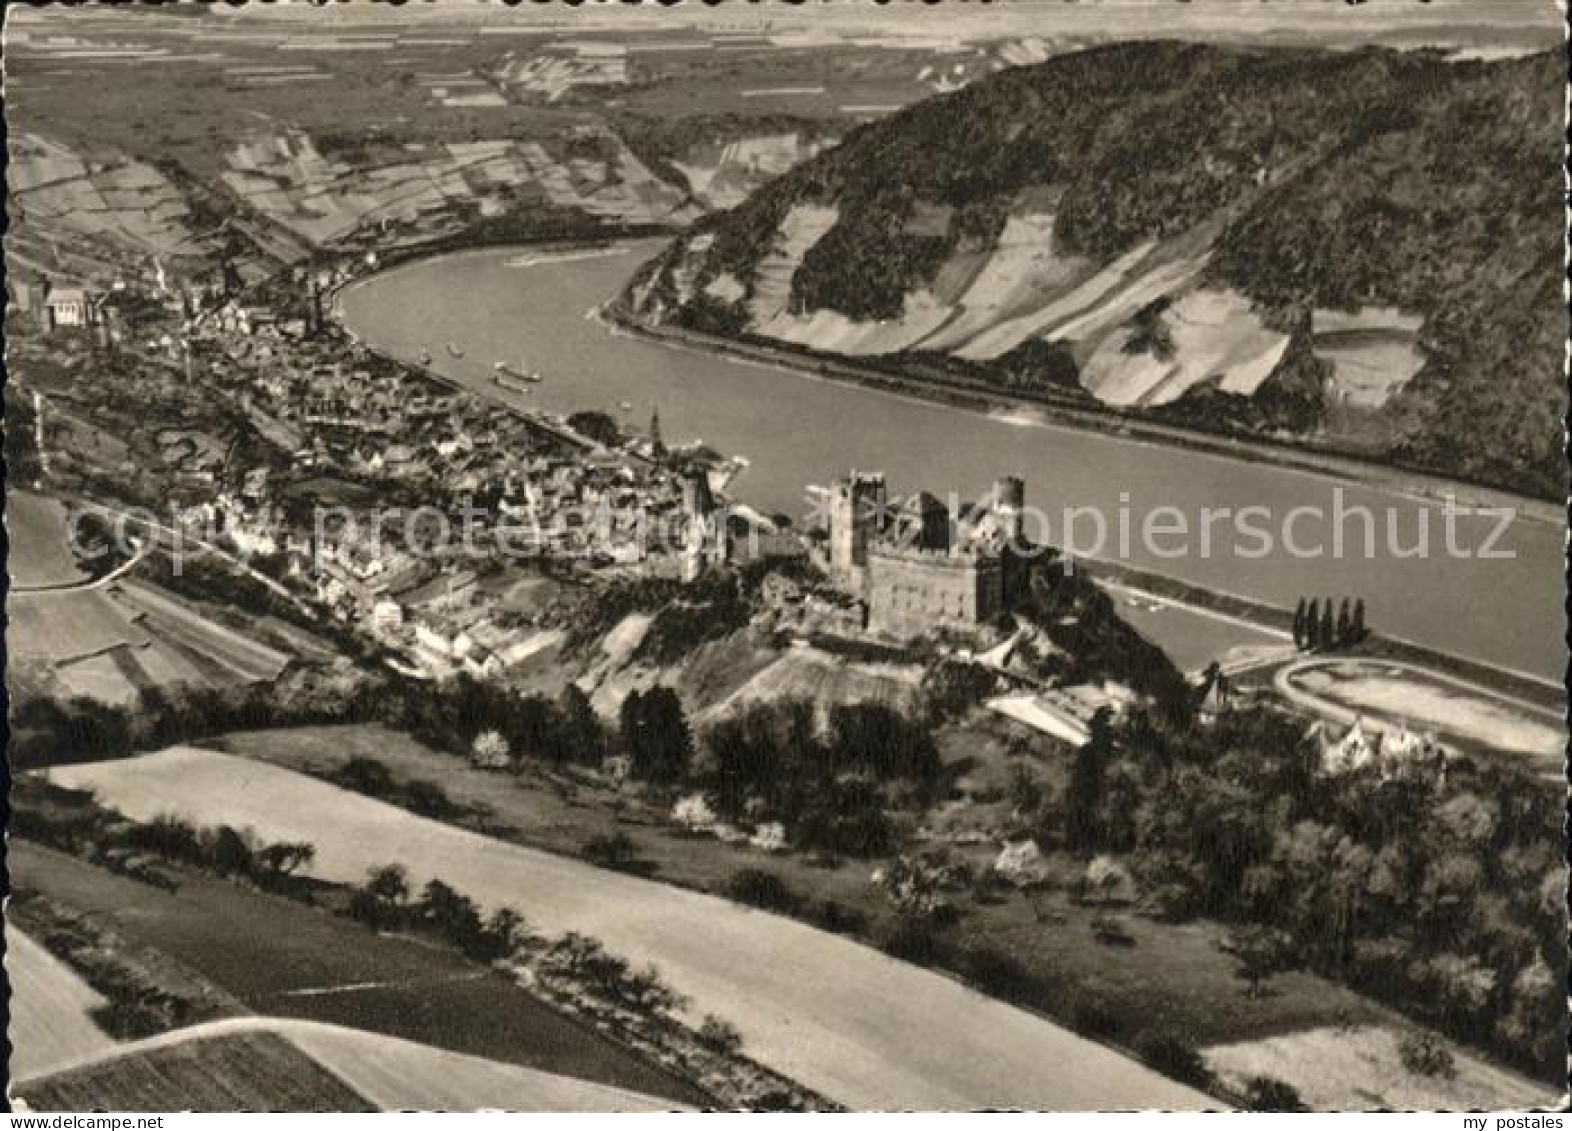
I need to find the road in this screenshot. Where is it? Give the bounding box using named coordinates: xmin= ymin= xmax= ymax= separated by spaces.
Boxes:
xmin=48 ymin=747 xmax=1220 ymax=1112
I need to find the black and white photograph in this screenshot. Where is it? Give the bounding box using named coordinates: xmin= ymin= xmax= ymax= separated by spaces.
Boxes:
xmin=2 ymin=0 xmax=1566 ymax=1115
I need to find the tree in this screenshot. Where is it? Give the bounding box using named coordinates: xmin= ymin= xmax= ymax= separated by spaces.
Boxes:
xmin=205 ymin=826 xmax=254 ymax=877
xmin=620 ymin=687 xmax=693 ymax=783
xmin=1225 ymin=925 xmax=1301 ymax=998
xmin=366 ymin=863 xmax=410 ymax=906
xmin=1303 ymin=599 xmax=1320 ymax=649
xmin=566 ymin=411 xmax=623 ymax=447
xmin=698 ymin=1015 xmax=743 ymax=1056
xmin=470 ymin=729 xmax=511 ymax=770
xmin=1336 ymin=598 xmax=1352 ymax=646
xmin=1065 ymin=708 xmax=1114 ymax=852
xmin=1318 ymin=599 xmax=1335 ymax=650
xmin=485 ymin=906 xmax=528 ymax=955
xmin=255 ymin=841 xmax=315 ymax=878
xmin=1352 ymin=598 xmax=1367 ymax=642
xmin=1292 ymin=598 xmax=1308 ymax=650
xmin=557 ymin=684 xmax=603 ymax=766
xmin=672 ymin=792 xmax=718 ymax=832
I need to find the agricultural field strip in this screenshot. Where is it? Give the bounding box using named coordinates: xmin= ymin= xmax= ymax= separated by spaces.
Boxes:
xmin=9 ymin=840 xmax=706 ymax=1106
xmin=14 ymin=1017 xmax=680 ymax=1113
xmin=112 ymin=582 xmax=290 ymax=678
xmin=5 ymin=927 xmax=119 ymax=1080
xmin=48 ymin=747 xmax=1217 ymax=1112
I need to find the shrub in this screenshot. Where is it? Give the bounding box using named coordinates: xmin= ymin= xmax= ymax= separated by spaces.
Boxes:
xmin=335 ymin=756 xmax=396 ymax=797
xmin=404 ymin=779 xmax=458 ymax=818
xmin=748 ymin=821 xmax=788 ymax=853
xmin=1398 ymin=1030 xmax=1457 ymax=1080
xmin=1132 ymin=1029 xmax=1214 ymax=1090
xmin=1244 ymin=1076 xmax=1307 ymax=1112
xmin=961 ymin=947 xmax=1034 ymax=999
xmin=877 ymin=915 xmax=941 ymax=964
xmin=811 ymin=899 xmax=865 ymax=935
xmin=1068 ymin=999 xmax=1122 ymax=1041
xmin=724 ymin=868 xmax=802 ymax=914
xmin=582 ymin=831 xmax=642 ymax=872
xmin=698 ymin=1015 xmax=743 ymax=1056
xmin=470 ymin=729 xmax=512 ymax=770
xmin=672 ymin=793 xmax=718 ymax=833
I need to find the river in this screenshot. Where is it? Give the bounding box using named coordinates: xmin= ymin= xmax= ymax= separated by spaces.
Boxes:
xmin=337 ymin=241 xmax=1566 ymax=684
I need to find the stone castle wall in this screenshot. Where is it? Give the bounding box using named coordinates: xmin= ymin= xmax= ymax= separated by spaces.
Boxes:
xmin=866 ymin=546 xmax=1003 ymax=638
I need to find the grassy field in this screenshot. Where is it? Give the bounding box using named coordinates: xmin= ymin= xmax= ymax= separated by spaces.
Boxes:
xmin=7 ymin=590 xmax=149 ymax=663
xmin=6 ymin=490 xmax=89 ymax=590
xmin=46 ymin=747 xmax=1215 ymax=1110
xmin=16 ymin=1030 xmax=373 ymax=1112
xmin=1203 ymin=1025 xmax=1562 ymax=1111
xmin=9 ymin=841 xmax=706 ymax=1107
xmin=6 ymin=928 xmax=117 ymax=1081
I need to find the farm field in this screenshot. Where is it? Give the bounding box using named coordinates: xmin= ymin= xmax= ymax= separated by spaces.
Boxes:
xmin=697 ymin=647 xmax=924 ymax=725
xmin=5 ymin=928 xmax=118 ymax=1081
xmin=8 ymin=841 xmax=706 ymax=1107
xmin=284 ymin=1020 xmax=681 ymax=1111
xmin=7 ymin=589 xmax=149 ymax=664
xmin=112 ymin=582 xmax=292 ymax=683
xmin=1202 ymin=1025 xmax=1561 ymax=1111
xmin=6 ymin=578 xmax=294 ymax=708
xmin=7 ymin=490 xmax=89 ymax=589
xmin=45 ymin=746 xmax=1216 ymax=1111
xmin=14 ymin=1019 xmax=682 ymax=1113
xmin=16 ymin=1029 xmax=374 ymax=1112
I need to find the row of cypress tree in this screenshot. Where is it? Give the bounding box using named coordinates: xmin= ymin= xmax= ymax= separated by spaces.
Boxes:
xmin=1292 ymin=596 xmax=1366 ymax=651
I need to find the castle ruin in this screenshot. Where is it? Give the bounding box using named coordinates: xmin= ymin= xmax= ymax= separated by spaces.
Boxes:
xmin=811 ymin=470 xmax=1027 ymax=639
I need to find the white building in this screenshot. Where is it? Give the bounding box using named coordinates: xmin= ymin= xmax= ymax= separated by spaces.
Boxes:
xmin=44 ymin=286 xmax=94 ymax=330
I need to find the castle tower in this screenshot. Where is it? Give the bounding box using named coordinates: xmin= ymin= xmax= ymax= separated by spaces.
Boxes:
xmin=679 ymin=465 xmax=723 ymax=582
xmin=991 ymin=475 xmax=1025 ymax=547
xmin=680 ymin=464 xmax=715 ymax=517
xmin=828 ymin=469 xmax=885 ymax=583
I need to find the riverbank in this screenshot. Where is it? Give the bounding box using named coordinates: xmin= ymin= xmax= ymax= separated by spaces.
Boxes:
xmin=601 ymin=300 xmax=1561 ymax=526
xmin=1079 ymin=558 xmax=1564 ymax=705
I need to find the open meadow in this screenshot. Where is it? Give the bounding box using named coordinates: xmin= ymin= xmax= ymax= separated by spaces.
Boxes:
xmin=7 ymin=491 xmax=90 ymax=590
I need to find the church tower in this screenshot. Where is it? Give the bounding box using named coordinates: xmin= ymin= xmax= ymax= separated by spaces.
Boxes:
xmin=649 ymin=408 xmax=666 ymax=458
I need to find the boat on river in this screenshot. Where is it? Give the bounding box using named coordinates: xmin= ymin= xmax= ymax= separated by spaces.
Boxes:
xmin=494 ymin=358 xmax=542 ymax=384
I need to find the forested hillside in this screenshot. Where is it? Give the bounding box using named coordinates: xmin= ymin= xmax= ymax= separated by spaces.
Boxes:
xmin=628 ymin=43 xmax=1564 ymax=497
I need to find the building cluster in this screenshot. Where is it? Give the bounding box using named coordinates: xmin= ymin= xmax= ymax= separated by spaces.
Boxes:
xmin=20 ymin=244 xmax=744 ymax=683
xmin=1315 ymin=716 xmax=1448 ymax=780
xmin=810 ymin=470 xmax=1028 ymax=640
